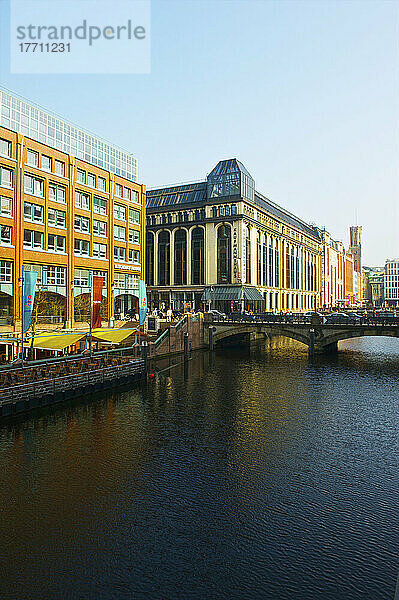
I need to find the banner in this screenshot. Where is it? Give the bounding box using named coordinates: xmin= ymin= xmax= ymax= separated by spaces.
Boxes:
xmin=91 ymin=275 xmax=104 ymax=329
xmin=22 ymin=270 xmax=38 ymax=334
xmin=139 ymin=279 xmax=147 ymax=325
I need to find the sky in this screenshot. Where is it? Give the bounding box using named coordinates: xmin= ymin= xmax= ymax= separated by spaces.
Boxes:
xmin=0 ymin=0 xmax=398 ymax=265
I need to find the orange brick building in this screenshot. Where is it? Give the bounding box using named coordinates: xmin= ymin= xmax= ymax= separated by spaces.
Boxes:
xmin=0 ymin=94 xmax=145 ymax=331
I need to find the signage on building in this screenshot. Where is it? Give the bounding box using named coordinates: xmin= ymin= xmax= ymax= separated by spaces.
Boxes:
xmin=233 ymin=226 xmax=241 ymax=283
xmin=115 ymin=263 xmax=140 ymax=272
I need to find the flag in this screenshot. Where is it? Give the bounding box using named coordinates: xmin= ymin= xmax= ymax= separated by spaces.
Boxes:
xmin=92 ymin=275 xmax=103 ymax=329
xmin=22 ymin=270 xmax=38 ymax=334
xmin=139 ymin=280 xmax=147 ymax=325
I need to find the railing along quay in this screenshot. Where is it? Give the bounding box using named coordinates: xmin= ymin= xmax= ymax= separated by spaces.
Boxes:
xmin=0 ymin=351 xmax=146 ymax=419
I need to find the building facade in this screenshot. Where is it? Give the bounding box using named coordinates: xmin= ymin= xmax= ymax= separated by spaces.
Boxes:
xmin=146 ymin=159 xmax=324 ymax=313
xmin=316 ymin=228 xmax=355 ymax=308
xmin=362 ymin=267 xmax=384 ymax=307
xmin=384 ymin=260 xmax=399 ymax=307
xmin=0 ymin=93 xmax=145 ymax=330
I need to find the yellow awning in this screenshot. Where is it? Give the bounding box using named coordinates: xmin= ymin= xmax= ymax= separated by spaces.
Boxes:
xmin=92 ymin=328 xmax=137 ymax=344
xmin=31 ymin=332 xmax=86 ymax=350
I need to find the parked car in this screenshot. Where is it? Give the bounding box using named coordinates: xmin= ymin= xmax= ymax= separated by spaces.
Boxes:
xmin=325 ymin=312 xmax=360 ymax=324
xmin=208 ymin=309 xmax=227 ymax=321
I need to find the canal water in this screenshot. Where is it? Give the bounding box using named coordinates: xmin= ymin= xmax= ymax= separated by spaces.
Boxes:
xmin=0 ymin=337 xmax=398 ymax=600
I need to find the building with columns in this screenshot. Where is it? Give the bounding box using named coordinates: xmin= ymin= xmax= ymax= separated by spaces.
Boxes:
xmin=146 ymin=159 xmax=323 ymax=313
xmin=0 ymin=89 xmax=145 ymax=330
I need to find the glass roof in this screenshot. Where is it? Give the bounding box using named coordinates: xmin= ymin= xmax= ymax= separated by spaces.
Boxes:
xmin=207 ymin=158 xmax=253 ymax=179
xmin=147 ymin=182 xmax=207 ymax=208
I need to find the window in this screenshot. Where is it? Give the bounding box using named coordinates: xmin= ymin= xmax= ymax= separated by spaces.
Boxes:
xmin=219 ymin=206 xmax=224 ymax=217
xmin=212 ymin=206 xmax=217 ymax=218
xmin=90 ymin=197 xmax=107 ymax=217
xmin=192 ymin=227 xmax=204 ymax=285
xmin=0 ymin=196 xmax=12 ymax=217
xmin=0 ymin=167 xmax=13 ymax=189
xmin=131 ymin=190 xmax=139 ymax=203
xmin=245 ymin=228 xmax=251 ymax=284
xmin=46 ymin=266 xmax=66 ymax=286
xmin=76 ymin=168 xmax=85 ymax=183
xmin=49 ymin=182 xmax=66 ymax=203
xmin=115 ymin=183 xmax=123 ymax=197
xmin=48 ymin=234 xmax=66 ymax=252
xmin=146 ymin=232 xmax=154 ymax=286
xmin=74 ymin=239 xmax=89 ymax=256
xmin=0 ymin=138 xmax=11 ymax=158
xmin=24 ymin=202 xmax=44 ymax=223
xmin=129 ymin=228 xmax=139 ymax=244
xmin=26 ymin=149 xmax=39 ymax=167
xmin=123 ymin=187 xmax=131 ymax=200
xmin=217 ymin=225 xmax=231 ymax=284
xmin=54 ymin=160 xmax=65 ymax=177
xmin=0 ymin=225 xmax=12 ymax=245
xmin=158 ymin=231 xmax=170 ymax=285
xmin=0 ymin=261 xmax=12 ymax=283
xmin=23 ymin=229 xmax=43 ymax=249
xmin=114 ymin=246 xmax=126 ymax=262
xmin=129 ymin=208 xmax=139 ymax=224
xmin=48 ymin=207 xmax=66 ymax=228
xmin=24 ymin=174 xmax=43 ymax=197
xmin=231 ymin=205 xmax=237 ymax=215
xmin=114 ymin=204 xmax=126 ymax=220
xmin=93 ymin=219 xmax=107 ymax=237
xmin=93 ymin=242 xmax=107 ymax=259
xmin=98 ymin=177 xmax=106 ymax=192
xmin=88 ymin=173 xmax=96 ymax=187
xmin=74 ymin=214 xmax=90 ymax=233
xmin=74 ymin=269 xmax=89 ymax=287
xmin=174 ymin=229 xmax=187 ymax=285
xmin=114 ymin=224 xmax=126 ymax=240
xmin=225 ymin=205 xmax=230 ymax=216
xmin=41 ymin=155 xmax=52 ymax=171
xmin=75 ymin=190 xmax=90 ymax=210
xmin=129 ymin=249 xmax=140 ymax=263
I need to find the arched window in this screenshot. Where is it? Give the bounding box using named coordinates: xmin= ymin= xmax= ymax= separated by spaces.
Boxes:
xmin=245 ymin=227 xmax=251 ymax=284
xmin=262 ymin=237 xmax=266 ymax=286
xmin=217 ymin=225 xmax=231 ymax=284
xmin=146 ymin=232 xmax=154 ymax=286
xmin=174 ymin=229 xmax=187 ymax=285
xmin=191 ymin=227 xmax=204 ymax=285
xmin=158 ymin=231 xmax=170 ymax=285
xmin=257 ymin=232 xmax=261 ymax=286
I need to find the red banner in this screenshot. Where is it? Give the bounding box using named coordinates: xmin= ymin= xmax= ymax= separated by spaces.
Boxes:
xmin=92 ymin=276 xmax=104 ymax=329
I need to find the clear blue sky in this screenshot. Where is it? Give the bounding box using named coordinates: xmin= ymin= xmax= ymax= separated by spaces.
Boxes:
xmin=1 ymin=0 xmax=397 ymax=265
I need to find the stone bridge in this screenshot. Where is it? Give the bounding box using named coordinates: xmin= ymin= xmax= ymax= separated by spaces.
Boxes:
xmin=204 ymin=316 xmax=399 ymax=355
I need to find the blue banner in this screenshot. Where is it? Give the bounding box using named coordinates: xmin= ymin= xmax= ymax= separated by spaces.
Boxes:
xmin=22 ymin=270 xmax=38 ymax=334
xmin=139 ymin=279 xmax=147 ymax=326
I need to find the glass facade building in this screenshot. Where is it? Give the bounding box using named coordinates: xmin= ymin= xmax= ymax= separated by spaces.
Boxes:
xmin=0 ymin=88 xmax=137 ymax=182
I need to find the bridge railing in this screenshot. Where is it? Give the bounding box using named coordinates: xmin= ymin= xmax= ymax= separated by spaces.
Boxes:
xmin=211 ymin=313 xmax=399 ymax=327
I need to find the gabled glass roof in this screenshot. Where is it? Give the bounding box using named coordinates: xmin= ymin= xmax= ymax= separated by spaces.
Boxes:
xmin=207 ymin=158 xmax=253 ymax=179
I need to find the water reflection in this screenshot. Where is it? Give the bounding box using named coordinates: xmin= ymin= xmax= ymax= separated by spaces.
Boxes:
xmin=0 ymin=337 xmax=398 ymax=600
